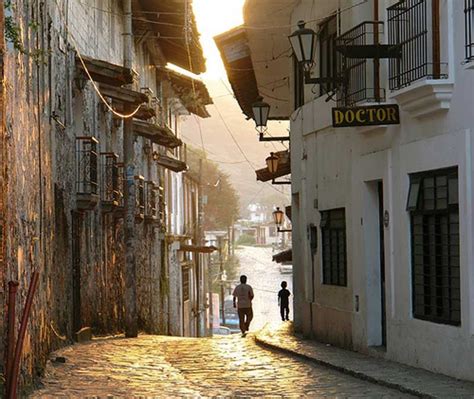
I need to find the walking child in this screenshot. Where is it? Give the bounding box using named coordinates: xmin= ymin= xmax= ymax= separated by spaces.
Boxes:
xmin=278 ymin=281 xmax=291 ymax=321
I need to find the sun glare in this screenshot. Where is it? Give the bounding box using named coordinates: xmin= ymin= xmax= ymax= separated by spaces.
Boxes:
xmin=193 ymin=0 xmax=245 ymax=79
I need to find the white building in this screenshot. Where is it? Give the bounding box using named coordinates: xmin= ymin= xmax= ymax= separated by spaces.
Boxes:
xmin=218 ymin=0 xmax=474 ymax=382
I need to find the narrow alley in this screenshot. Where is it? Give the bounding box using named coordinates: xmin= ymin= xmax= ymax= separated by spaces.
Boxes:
xmin=30 ymin=334 xmax=411 ymax=398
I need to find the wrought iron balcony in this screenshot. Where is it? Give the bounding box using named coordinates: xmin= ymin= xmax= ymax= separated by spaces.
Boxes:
xmin=100 ymin=152 xmax=120 ymax=211
xmin=388 ymin=0 xmax=447 ymax=90
xmin=466 ymin=0 xmax=474 ymax=62
xmin=145 ymin=181 xmax=159 ymax=222
xmin=76 ymin=137 xmax=99 ymax=210
xmin=336 ymin=21 xmax=387 ymax=107
xmin=135 ymin=175 xmax=145 ymax=221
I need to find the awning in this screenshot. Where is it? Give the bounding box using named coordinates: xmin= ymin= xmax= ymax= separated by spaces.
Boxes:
xmin=179 ymin=244 xmax=217 ymax=254
xmin=100 ymin=83 xmax=149 ymax=105
xmin=255 ymin=150 xmax=291 ymax=182
xmin=132 ymin=0 xmax=205 ymax=74
xmin=272 ymin=249 xmax=292 ymax=264
xmin=156 ymin=153 xmax=188 ymax=173
xmin=157 ymin=67 xmax=212 ymax=118
xmin=75 ymin=55 xmax=134 ymax=87
xmin=133 ymin=120 xmax=182 ymax=148
xmin=113 ymin=103 xmax=156 ymax=121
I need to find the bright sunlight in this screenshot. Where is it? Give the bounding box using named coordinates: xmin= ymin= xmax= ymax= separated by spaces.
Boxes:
xmin=193 ymin=0 xmax=245 ymax=79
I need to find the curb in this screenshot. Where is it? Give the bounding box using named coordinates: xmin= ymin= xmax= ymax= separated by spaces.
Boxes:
xmin=254 ymin=333 xmax=433 ymax=399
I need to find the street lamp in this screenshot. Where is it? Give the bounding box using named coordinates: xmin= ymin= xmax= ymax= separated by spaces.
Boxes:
xmin=289 ymin=20 xmax=317 ymax=69
xmin=272 ymin=207 xmax=291 ymax=233
xmin=266 ymin=152 xmax=279 ymax=174
xmin=252 ymin=96 xmax=270 ymax=134
xmin=252 ymin=97 xmax=290 ymax=142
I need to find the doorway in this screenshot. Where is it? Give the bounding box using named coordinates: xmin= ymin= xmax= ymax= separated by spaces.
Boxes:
xmin=377 ymin=182 xmax=386 ymax=347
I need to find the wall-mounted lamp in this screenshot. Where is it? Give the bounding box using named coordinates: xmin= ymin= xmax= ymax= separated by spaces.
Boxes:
xmin=266 ymin=152 xmax=279 ymax=174
xmin=252 ymin=97 xmax=290 ymax=142
xmin=272 ymin=207 xmax=292 ymax=233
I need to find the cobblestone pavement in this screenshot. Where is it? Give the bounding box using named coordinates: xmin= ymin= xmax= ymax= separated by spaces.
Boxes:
xmin=256 ymin=323 xmax=474 ymax=399
xmin=31 ymin=334 xmax=413 ymax=398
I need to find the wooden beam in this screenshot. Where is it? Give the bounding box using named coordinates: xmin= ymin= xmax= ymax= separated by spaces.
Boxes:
xmin=156 ymin=154 xmax=188 ymax=172
xmin=76 ymin=55 xmax=135 ymax=87
xmin=100 ymin=83 xmax=149 ymax=105
xmin=133 ymin=120 xmax=182 ymax=148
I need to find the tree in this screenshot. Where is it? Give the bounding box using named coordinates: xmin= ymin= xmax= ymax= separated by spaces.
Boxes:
xmin=187 ymin=147 xmax=240 ymax=230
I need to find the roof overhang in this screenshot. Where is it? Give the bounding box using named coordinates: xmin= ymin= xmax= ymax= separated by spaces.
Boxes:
xmin=179 ymin=244 xmax=217 ymax=253
xmin=133 ymin=120 xmax=182 ymax=148
xmin=157 ymin=67 xmax=212 ymax=118
xmin=215 ymin=0 xmax=292 ymax=120
xmin=272 ymin=248 xmax=292 ymax=263
xmin=76 ymin=55 xmax=135 ymax=87
xmin=132 ymin=0 xmax=206 ymax=74
xmin=255 ymin=150 xmax=291 ymax=182
xmin=156 ymin=153 xmax=188 ymax=173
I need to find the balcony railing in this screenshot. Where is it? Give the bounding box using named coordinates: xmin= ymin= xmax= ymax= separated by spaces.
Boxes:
xmin=116 ymin=162 xmax=125 ymax=209
xmin=466 ymin=0 xmax=474 ymax=61
xmin=388 ymin=0 xmax=447 ymax=90
xmin=135 ymin=175 xmax=145 ymax=221
xmin=76 ymin=137 xmax=99 ymax=210
xmin=336 ymin=21 xmax=386 ymax=106
xmin=145 ymin=181 xmax=159 ymax=222
xmin=100 ymin=152 xmax=119 ymax=210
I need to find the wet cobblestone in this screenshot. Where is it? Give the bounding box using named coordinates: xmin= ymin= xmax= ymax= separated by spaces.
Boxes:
xmin=30 ymin=334 xmax=413 ymax=398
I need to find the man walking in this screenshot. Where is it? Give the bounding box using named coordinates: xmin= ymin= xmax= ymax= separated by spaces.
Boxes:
xmin=232 ymin=275 xmax=254 ymax=336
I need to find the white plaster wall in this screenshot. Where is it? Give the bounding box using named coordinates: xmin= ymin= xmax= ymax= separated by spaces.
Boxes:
xmin=289 ymin=0 xmax=474 ymax=381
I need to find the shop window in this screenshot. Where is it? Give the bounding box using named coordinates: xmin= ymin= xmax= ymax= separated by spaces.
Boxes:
xmin=388 ymin=0 xmax=446 ymax=90
xmin=407 ymin=167 xmax=460 ymax=325
xmin=321 ymin=208 xmax=347 ymax=287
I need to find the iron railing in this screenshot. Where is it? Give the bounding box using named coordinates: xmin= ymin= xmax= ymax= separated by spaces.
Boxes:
xmin=75 ymin=137 xmax=98 ymax=195
xmin=336 ymin=21 xmax=386 ymax=106
xmin=466 ymin=0 xmax=474 ymax=61
xmin=100 ymin=152 xmax=119 ymax=205
xmin=135 ymin=175 xmax=145 ymax=219
xmin=388 ymin=0 xmax=447 ymax=90
xmin=145 ymin=181 xmax=159 ymax=221
xmin=116 ymin=162 xmax=125 ymax=208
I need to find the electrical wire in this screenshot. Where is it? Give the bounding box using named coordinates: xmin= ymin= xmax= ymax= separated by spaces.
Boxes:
xmin=53 ymin=0 xmax=142 ymax=119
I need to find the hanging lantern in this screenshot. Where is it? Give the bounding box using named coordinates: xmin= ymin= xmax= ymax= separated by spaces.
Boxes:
xmin=266 ymin=152 xmax=279 ymax=174
xmin=252 ymin=96 xmax=270 ymax=133
xmin=288 ymin=20 xmax=317 ymax=67
xmin=272 ymin=207 xmax=285 ymax=227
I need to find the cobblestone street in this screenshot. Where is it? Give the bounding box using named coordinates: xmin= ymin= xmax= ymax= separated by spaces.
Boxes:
xmin=30 ymin=334 xmax=412 ymax=398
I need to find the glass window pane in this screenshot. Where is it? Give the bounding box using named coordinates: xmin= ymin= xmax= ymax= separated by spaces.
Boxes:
xmin=407 ymin=182 xmax=420 ymax=210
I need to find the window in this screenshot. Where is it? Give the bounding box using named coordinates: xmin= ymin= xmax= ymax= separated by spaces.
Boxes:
xmin=465 ymin=0 xmax=474 ymax=61
xmin=388 ymin=0 xmax=446 ymax=90
xmin=293 ymin=55 xmax=304 ymax=109
xmin=75 ymin=137 xmax=99 ymax=195
xmin=321 ymin=208 xmax=347 ymax=286
xmin=407 ymin=167 xmax=460 ymax=325
xmin=319 ymin=15 xmax=338 ymax=96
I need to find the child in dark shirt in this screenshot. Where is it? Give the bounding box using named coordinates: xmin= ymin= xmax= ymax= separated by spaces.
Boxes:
xmin=278 ymin=281 xmax=291 ymax=321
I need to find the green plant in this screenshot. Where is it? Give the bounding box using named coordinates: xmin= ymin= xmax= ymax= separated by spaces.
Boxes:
xmin=236 ymin=234 xmax=256 ymax=246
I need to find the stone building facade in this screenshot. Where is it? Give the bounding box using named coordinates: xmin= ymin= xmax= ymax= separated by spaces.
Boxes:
xmin=0 ymin=0 xmax=211 ymax=387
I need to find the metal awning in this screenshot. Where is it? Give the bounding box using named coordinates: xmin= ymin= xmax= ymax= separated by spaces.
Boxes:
xmin=75 ymin=55 xmax=135 ymax=87
xmin=179 ymin=244 xmax=217 ymax=253
xmin=272 ymin=248 xmax=292 ymax=264
xmin=133 ymin=120 xmax=182 ymax=148
xmin=156 ymin=154 xmax=188 ymax=173
xmin=255 ymin=150 xmax=291 ymax=182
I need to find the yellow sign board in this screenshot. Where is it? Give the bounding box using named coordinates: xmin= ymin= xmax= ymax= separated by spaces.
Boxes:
xmin=332 ymin=104 xmax=400 ymax=128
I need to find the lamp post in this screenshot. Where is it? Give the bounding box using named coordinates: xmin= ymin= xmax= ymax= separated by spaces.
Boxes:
xmin=266 ymin=152 xmax=279 ymax=174
xmin=273 ymin=207 xmax=292 ymax=233
xmin=251 ymin=97 xmax=290 ymax=142
xmin=289 ymin=20 xmax=346 ymax=87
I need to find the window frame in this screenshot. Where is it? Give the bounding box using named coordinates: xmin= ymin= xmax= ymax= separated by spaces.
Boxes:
xmin=318 ymin=15 xmax=338 ymax=96
xmin=320 ymin=208 xmax=347 ymax=287
xmin=408 ymin=167 xmax=460 ymax=326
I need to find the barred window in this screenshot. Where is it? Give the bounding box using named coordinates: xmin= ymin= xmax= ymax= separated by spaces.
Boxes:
xmin=319 ymin=15 xmax=338 ymax=96
xmin=321 ymin=208 xmax=347 ymax=286
xmin=408 ymin=167 xmax=460 ymax=326
xmin=465 ymin=0 xmax=474 ymax=61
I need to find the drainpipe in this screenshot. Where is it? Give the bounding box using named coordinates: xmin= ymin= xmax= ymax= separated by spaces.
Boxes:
xmin=123 ymin=0 xmax=137 ymax=338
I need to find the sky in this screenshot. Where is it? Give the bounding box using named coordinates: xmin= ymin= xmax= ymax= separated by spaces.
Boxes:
xmin=180 ymin=0 xmax=291 ymax=215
